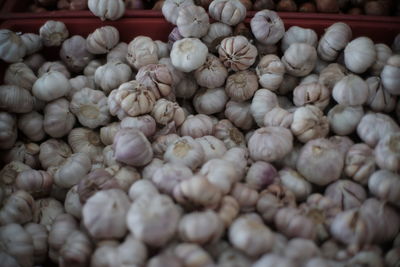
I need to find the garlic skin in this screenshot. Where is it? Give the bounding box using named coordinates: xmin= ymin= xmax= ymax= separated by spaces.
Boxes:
xmin=285 ymin=238 xmax=320 ymax=264
xmin=229 ymin=214 xmax=274 ymax=257
xmin=225 ymin=100 xmax=254 ymax=130
xmin=0 ymin=29 xmax=27 ymax=63
xmin=68 ymin=127 xmax=104 ymax=163
xmin=83 ymin=189 xmax=130 ymax=239
xmin=2 ymin=142 xmax=40 ymax=168
xmin=59 ymin=230 xmax=93 ymax=267
xmin=282 ymin=43 xmax=317 ymax=77
xmin=214 ymin=119 xmax=246 ymax=149
xmin=200 ymin=158 xmax=239 ymax=194
xmin=38 ymin=61 xmax=71 ymax=78
xmin=275 ymin=207 xmax=316 ymax=240
xmin=65 ymin=185 xmax=82 ymax=219
xmin=113 ymin=128 xmax=153 ymax=167
xmin=15 ymin=170 xmax=53 ymax=197
xmin=0 ymin=85 xmax=34 ymax=114
xmin=48 ymin=213 xmax=78 ymax=260
xmin=366 ymin=76 xmax=396 ymax=113
xmin=127 ymin=194 xmax=181 ymax=247
xmin=136 ymin=64 xmax=173 ymax=99
xmin=293 ymin=82 xmax=330 ymax=110
xmin=60 ymin=35 xmax=94 ymax=72
xmin=107 ymin=42 xmax=128 ymax=63
xmin=162 ymin=0 xmax=195 ymax=24
xmin=291 ymin=105 xmax=329 ymax=143
xmin=152 ymin=163 xmax=193 ymax=195
xmin=100 ymin=122 xmax=120 ymax=145
xmin=0 ymin=161 xmax=31 ymax=197
xmin=0 ymin=223 xmax=34 ymax=267
xmin=4 ymin=62 xmax=37 ymax=90
xmin=327 ymin=105 xmax=364 ymax=135
xmin=70 ymin=88 xmax=110 ymax=129
xmin=88 ymin=0 xmax=125 ymax=21
xmin=344 ymin=37 xmax=376 ymax=74
xmin=375 ymin=132 xmax=400 ymax=172
xmin=218 ymin=36 xmax=257 ymax=71
xmin=357 ymin=112 xmax=400 ymax=147
xmin=177 ymin=5 xmax=209 ymax=38
xmin=201 ymin=22 xmax=233 ymax=52
xmin=381 ymin=54 xmax=400 ymax=95
xmin=54 ymin=152 xmax=91 ymax=189
xmin=179 ymin=210 xmax=224 ymax=244
xmin=164 ymin=136 xmax=205 ymax=170
xmin=120 ymin=115 xmax=156 ymax=138
xmin=0 ymin=112 xmax=17 ymax=150
xmin=86 ymin=26 xmax=119 ymax=54
xmin=126 ymin=36 xmax=158 ymax=70
xmin=0 ymin=190 xmax=34 ymax=225
xmin=39 ymin=20 xmax=69 ymax=47
xmin=94 ymin=61 xmax=132 ymax=94
xmin=369 ymin=170 xmax=400 ymax=206
xmin=180 ymin=114 xmax=214 ymax=138
xmin=171 ymin=38 xmax=208 ymax=72
xmin=43 ymin=98 xmax=76 ymax=138
xmin=370 ymin=43 xmax=392 ymax=76
xmin=256 ymin=55 xmax=285 ymax=91
xmin=194 ymin=54 xmax=228 ymax=89
xmin=225 ymin=70 xmax=258 ymax=102
xmin=250 ymin=89 xmax=279 ymax=126
xmin=33 ymin=71 xmax=71 ymax=102
xmin=279 ymin=168 xmax=312 ymax=201
xmin=250 ymin=10 xmax=284 ymax=45
xmin=281 ymin=26 xmax=318 ymax=52
xmin=193 ymin=87 xmax=228 ymax=115
xmin=297 ymin=138 xmax=344 ymax=186
xmin=332 ymin=74 xmax=369 ymax=106
xmin=317 ymin=22 xmax=352 ymax=61
xmin=209 ymin=0 xmax=246 ymax=26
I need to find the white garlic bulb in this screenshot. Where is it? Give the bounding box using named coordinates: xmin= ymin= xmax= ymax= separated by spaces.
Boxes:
xmin=250 ymin=89 xmax=279 ymax=126
xmin=164 ymin=136 xmax=205 ymax=170
xmin=200 ymin=158 xmax=239 ymax=194
xmin=151 ymin=163 xmax=193 ymax=195
xmin=33 ymin=71 xmax=71 ymax=102
xmin=370 ymin=43 xmax=392 ymax=76
xmin=291 ymin=105 xmax=329 ymax=143
xmin=88 ymin=0 xmax=125 ymax=21
xmin=0 ymin=190 xmax=34 ymax=225
xmin=68 ymin=127 xmax=104 ymax=163
xmin=256 ymin=55 xmax=285 ymax=91
xmin=344 ymin=37 xmax=376 ymax=74
xmin=17 ymin=111 xmax=45 ymax=142
xmin=24 ymin=223 xmax=48 ymax=265
xmin=43 ymin=98 xmax=76 ymax=138
xmin=177 ymin=5 xmax=210 ymax=38
xmin=15 ymin=169 xmax=53 ymax=197
xmin=33 ymin=198 xmax=65 ymax=230
xmin=317 ymin=22 xmax=352 ymax=62
xmin=65 ymin=185 xmax=82 ymax=219
xmin=171 ymin=38 xmax=208 ymax=72
xmin=293 ymin=82 xmax=330 ymax=110
xmin=381 ymin=54 xmax=400 ymax=95
xmin=107 ymin=42 xmax=128 ymax=63
xmin=194 ymin=53 xmax=228 ymax=89
xmin=151 ymin=99 xmax=186 ymax=126
xmin=282 ymin=43 xmax=317 ymax=77
xmin=0 ymin=85 xmax=34 ymax=114
xmin=281 ymin=26 xmax=318 ymax=52
xmin=94 ymin=61 xmax=132 ymax=94
xmin=218 ymin=35 xmax=257 ymax=71
xmin=120 ymin=115 xmax=156 ymax=138
xmin=126 ymin=36 xmax=158 ymax=70
xmin=83 ymin=59 xmax=104 ymax=76
xmin=0 ymin=112 xmax=17 ymax=150
xmin=86 ymin=26 xmax=119 ymax=54
xmin=209 ymin=0 xmax=246 ymax=26
xmin=54 ymin=152 xmax=91 ymax=189
xmin=4 ymin=62 xmax=37 ymax=90
xmin=193 ymin=87 xmax=228 ymax=115
xmin=38 ymin=61 xmax=70 ymax=78
xmin=327 ymin=105 xmax=364 ymax=135
xmin=39 ymin=20 xmax=69 ymax=47
xmin=21 ymin=33 xmax=42 ymax=56
xmin=375 ymin=132 xmax=400 ymax=172
xmin=225 ymin=100 xmax=254 ymax=130
xmin=128 ymin=179 xmax=159 ymax=202
xmin=162 ymin=0 xmax=195 ymax=24
xmin=279 ymin=168 xmax=312 ymax=201
xmin=59 ymin=230 xmax=93 ymax=267
xmin=250 ymin=9 xmax=285 ymax=45
xmin=201 ymin=22 xmax=233 ymax=52
xmin=179 ymin=114 xmax=214 ymax=138
xmin=366 ymin=76 xmax=396 ymax=113
xmin=0 ymin=29 xmax=27 ymax=63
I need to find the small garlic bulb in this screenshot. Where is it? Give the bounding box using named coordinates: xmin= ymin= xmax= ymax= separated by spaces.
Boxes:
xmin=151 ymin=99 xmax=185 ymax=127
xmin=317 ymin=22 xmax=352 ymax=61
xmin=345 ymin=143 xmax=375 ymax=185
xmin=179 ymin=114 xmax=214 ymax=138
xmin=70 ymin=87 xmax=110 ymax=129
xmin=23 ymin=53 xmax=45 ymax=73
xmin=332 ymin=74 xmax=369 ymax=106
xmin=127 ymin=194 xmax=181 ymax=247
xmin=175 ymin=243 xmax=215 ymax=267
xmin=83 ymin=59 xmax=104 ymax=76
xmin=39 ymin=20 xmax=69 ymax=47
xmin=196 ymin=135 xmax=227 ymax=162
xmin=370 ymin=43 xmax=392 ymax=76
xmin=250 ymin=9 xmax=284 ymax=45
xmin=88 ymin=0 xmax=125 ymax=21
xmin=375 ymin=132 xmax=400 ymax=172
xmin=24 ymin=223 xmax=48 ymax=265
xmin=33 ymin=71 xmax=71 ymax=102
xmin=263 ymin=107 xmax=293 ymax=128
xmin=0 ymin=190 xmax=34 ymax=225
xmin=194 ymin=54 xmax=228 ymax=89
xmin=327 ymin=105 xmax=364 ymax=135
xmin=94 ymin=61 xmax=132 ymax=94
xmin=279 ymin=168 xmax=312 ymax=201
xmin=381 ymin=54 xmax=400 ymax=95
xmin=18 ymin=111 xmax=45 ymax=142
xmin=121 ymin=115 xmax=156 ymax=138
xmin=201 ymin=22 xmax=232 ymax=52
xmin=281 ymin=26 xmax=318 ymax=52
xmin=152 ymin=134 xmax=180 ymax=158
xmin=0 ymin=112 xmax=17 ymax=150
xmin=128 ymin=179 xmax=159 ymax=202
xmin=0 ymin=29 xmax=27 ymax=63
xmin=4 ymin=62 xmax=37 ymax=90
xmin=275 ymin=207 xmax=316 ymax=240
xmin=366 ymin=76 xmax=396 ymax=113
xmin=177 ymin=5 xmax=210 ymax=38
xmin=86 ymin=26 xmax=119 ymax=54
xmin=0 ymin=85 xmax=34 ymax=114
xmin=53 ymin=152 xmax=91 ymax=189
xmin=282 ymin=43 xmax=317 ymax=77
xmin=230 ymin=183 xmax=259 ymax=211
xmin=126 ymin=36 xmax=158 ymax=70
xmin=225 ymin=100 xmax=254 ymax=130
xmin=218 ymin=35 xmax=257 ymax=71
xmin=152 ymin=163 xmax=193 ymax=195
xmin=164 ymin=136 xmax=205 ymax=170
xmin=64 ymin=185 xmax=82 ymax=219
xmin=216 ymin=196 xmax=240 ymax=228
xmin=293 ymin=82 xmax=330 ymax=110
xmin=21 ymin=33 xmax=42 ymax=56
xmin=155 ymin=40 xmax=169 ymax=58
xmin=39 ymin=139 xmax=71 ymax=169
xmin=16 ymin=169 xmax=53 ymax=197
xmin=256 ymin=55 xmax=285 ymax=91
xmin=200 ymin=158 xmax=239 ymax=194
xmin=68 ymin=127 xmax=104 ymax=163
xmin=291 ymin=105 xmax=329 ymax=143
xmin=344 ymin=37 xmax=376 ymax=74
xmin=225 ymin=70 xmax=258 ymax=102
xmin=59 ymin=230 xmax=93 ymax=267
xmin=209 ymin=0 xmax=246 ymax=26
xmin=253 ymin=254 xmax=293 ymax=267
xmin=214 ymin=119 xmax=246 ymax=149
xmin=250 ymin=89 xmax=279 ymax=127
xmin=229 ymin=214 xmax=274 ymax=256
xmin=99 ymin=122 xmax=120 ymax=145
xmin=162 ymin=0 xmax=195 ymax=24
xmin=60 ymin=35 xmax=94 ymax=72
xmin=43 ymin=98 xmax=76 ymax=138
xmin=171 ymin=38 xmax=208 ymax=72
xmin=33 ymin=198 xmax=65 ymax=230
xmin=193 ymin=87 xmax=228 ymax=115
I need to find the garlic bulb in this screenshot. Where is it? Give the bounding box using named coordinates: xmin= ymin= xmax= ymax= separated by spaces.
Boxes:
xmin=230 ymin=183 xmax=259 ymax=211
xmin=291 ymin=105 xmax=329 ymax=143
xmin=253 ymin=254 xmax=293 ymax=267
xmin=201 ymin=22 xmax=232 ymax=52
xmin=54 ymin=152 xmax=91 ymax=189
xmin=345 ymin=143 xmax=375 ymax=185
xmin=194 ymin=54 xmax=228 ymax=89
xmin=65 ymin=185 xmax=82 ymax=219
xmin=155 ymin=40 xmax=169 ymax=58
xmin=327 ymin=105 xmax=364 ymax=135
xmin=214 ymin=119 xmax=246 ymax=149
xmin=225 ymin=100 xmax=254 ymax=130
xmin=38 ymin=61 xmax=71 ymax=78
xmin=128 ymin=179 xmax=159 ymax=201
xmin=381 ymin=54 xmax=400 ymax=95
xmin=279 ymin=168 xmax=312 ymax=201
xmin=0 ymin=190 xmax=34 ymax=225
xmin=127 ymin=194 xmax=181 ymax=247
xmin=120 ymin=115 xmax=156 ymax=138
xmin=4 ymin=62 xmax=37 ymax=90
xmin=366 ymin=76 xmax=396 ymax=113
xmin=60 ymin=35 xmax=94 ymax=72
xmin=0 ymin=85 xmax=34 ymax=113
xmin=0 ymin=112 xmax=17 ymax=150
xmin=151 ymin=163 xmax=192 ymax=195
xmin=83 ymin=189 xmax=130 ymax=239
xmin=38 ymin=139 xmax=71 ymax=170
xmin=86 ymin=26 xmax=119 ymax=54
xmin=216 ymin=196 xmax=240 ymax=228
xmin=83 ymin=59 xmax=104 ymax=76
xmin=126 ymin=36 xmax=158 ymax=70
xmin=297 ymin=138 xmax=344 ymax=186
xmin=21 ymin=33 xmax=42 ymax=56
xmin=15 ymin=169 xmax=53 ymax=197
xmin=375 ymin=132 xmax=400 ymax=172
xmin=100 ymin=122 xmax=120 ymax=145
xmin=175 ymin=243 xmax=215 ymax=267
xmin=94 ymin=61 xmax=132 ymax=94
xmin=293 ymin=82 xmax=330 ymax=110
xmin=179 ymin=114 xmax=213 ymax=138
xmin=332 ymin=74 xmax=369 ymax=106
xmin=162 ymin=0 xmax=195 ymax=24
xmin=209 ymin=0 xmax=246 ymax=26
xmin=39 ymin=20 xmax=69 ymax=47
xmin=24 ymin=223 xmax=48 ymax=265
xmin=275 ymin=207 xmax=316 ymax=240
xmin=318 ymin=63 xmax=347 ymax=91
xmin=370 ymin=43 xmax=392 ymax=76
xmin=245 ymin=161 xmax=277 ymax=191
xmin=225 ymin=70 xmax=258 ymax=102
xmin=317 ymin=22 xmax=352 ymax=61
xmin=152 ymin=134 xmax=180 ymax=158
xmin=164 ymin=136 xmax=205 ymax=170
xmin=193 ymin=87 xmax=228 ymax=115
xmin=48 ymin=213 xmax=78 ymax=261
xmin=59 ymin=230 xmax=93 ymax=267
xmin=256 ymin=55 xmax=285 ymax=91
xmin=324 ymin=179 xmax=366 ymax=210
xmin=107 ymin=42 xmax=128 ymax=63
xmin=68 ymin=76 xmax=96 ymax=100
xmin=229 ymin=214 xmax=274 ymax=256
xmin=136 ymin=64 xmax=173 ymax=99
xmin=171 ymin=38 xmax=208 ymax=72
xmin=263 ymin=107 xmax=293 ymax=128
xmin=344 ymin=37 xmax=376 ymax=74
xmin=23 ymin=53 xmax=45 ymax=73
xmin=196 ymin=135 xmax=227 ymax=162
xmin=43 ymin=98 xmax=76 ymax=138
xmin=33 ymin=198 xmax=64 ymax=230
xmin=177 ymin=5 xmax=209 ymax=38
xmin=88 ymin=0 xmax=125 ymax=21
xmin=33 ymin=71 xmax=71 ymax=102
xmin=2 ymin=142 xmax=40 ymax=168
xmin=282 ymin=43 xmax=317 ymax=77
xmin=200 ymin=158 xmax=239 ymax=194
xmin=18 ymin=111 xmax=45 ymax=142
xmin=0 ymin=29 xmax=27 ymax=63
xmin=250 ymin=10 xmax=284 ymax=45
xmin=68 ymin=127 xmax=104 ymax=163
xmin=70 ymin=87 xmax=110 ymax=129
xmin=281 ymin=26 xmax=318 ymax=52
xmin=218 ymin=36 xmax=257 ymax=71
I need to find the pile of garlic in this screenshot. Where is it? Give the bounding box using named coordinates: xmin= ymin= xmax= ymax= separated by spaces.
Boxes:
xmin=1 ymin=1 xmax=400 ymax=266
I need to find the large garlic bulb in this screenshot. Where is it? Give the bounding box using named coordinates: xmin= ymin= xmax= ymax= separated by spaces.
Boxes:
xmin=0 ymin=29 xmax=26 ymax=63
xmin=88 ymin=0 xmax=126 ymax=21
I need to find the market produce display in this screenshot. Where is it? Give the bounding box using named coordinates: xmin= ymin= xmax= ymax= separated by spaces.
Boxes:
xmin=0 ymin=0 xmax=400 ymax=266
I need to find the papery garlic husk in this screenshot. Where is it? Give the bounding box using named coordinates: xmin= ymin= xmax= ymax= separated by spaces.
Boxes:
xmin=65 ymin=185 xmax=82 ymax=219
xmin=83 ymin=189 xmax=130 ymax=239
xmin=43 ymin=98 xmax=76 ymax=138
xmin=4 ymin=62 xmax=37 ymax=90
xmin=15 ymin=169 xmax=53 ymax=198
xmin=194 ymin=53 xmax=228 ymax=89
xmin=344 ymin=37 xmax=376 ymax=74
xmin=162 ymin=0 xmax=195 ymax=24
xmin=370 ymin=43 xmax=392 ymax=76
xmin=38 ymin=61 xmax=71 ymax=78
xmin=193 ymin=87 xmax=228 ymax=115
xmin=375 ymin=132 xmax=400 ymax=172
xmin=293 ymin=82 xmax=330 ymax=110
xmin=177 ymin=5 xmax=210 ymax=38
xmin=171 ymin=38 xmax=208 ymax=72
xmin=107 ymin=42 xmax=128 ymax=63
xmin=291 ymin=105 xmax=329 ymax=143
xmin=225 ymin=100 xmax=254 ymax=130
xmin=151 ymin=162 xmax=193 ymax=195
xmin=275 ymin=207 xmax=316 ymax=240
xmin=279 ymin=168 xmax=312 ymax=201
xmin=38 ymin=139 xmax=71 ymax=170
xmin=39 ymin=20 xmax=69 ymax=47
xmin=200 ymin=158 xmax=239 ymax=194
xmin=332 ymin=74 xmax=369 ymax=106
xmin=54 ymin=152 xmax=91 ymax=189
xmin=250 ymin=9 xmax=284 ymax=45
xmin=86 ymin=26 xmax=119 ymax=54
xmin=229 ymin=214 xmax=274 ymax=257
xmin=70 ymin=87 xmax=110 ymax=129
xmin=297 ymin=138 xmax=344 ymax=186
xmin=225 ymin=70 xmax=258 ymax=102
xmin=94 ymin=61 xmax=132 ymax=94
xmin=317 ymin=22 xmax=352 ymax=62
xmin=250 ymin=89 xmax=279 ymax=126
xmin=381 ymin=54 xmax=400 ymax=95
xmin=209 ymin=0 xmax=246 ymax=26
xmin=327 ymin=104 xmax=364 ymax=135
xmin=179 ymin=114 xmax=214 ymax=138
xmin=113 ymin=128 xmax=153 ymax=167
xmin=218 ymin=35 xmax=257 ymax=71
xmin=263 ymin=106 xmax=293 ymax=128
xmin=213 ymin=119 xmax=246 ymax=149
xmin=357 ymin=112 xmax=400 ymax=147
xmin=126 ymin=36 xmax=158 ymax=70
xmin=136 ymin=63 xmax=173 ymax=99
xmin=68 ymin=127 xmax=104 ymax=163
xmin=256 ymin=55 xmax=285 ymax=91
xmin=88 ymin=0 xmax=125 ymax=21
xmin=60 ymin=35 xmax=94 ymax=72
xmin=127 ymin=194 xmax=181 ymax=247
xmin=324 ymin=179 xmax=367 ymax=210
xmin=164 ymin=136 xmax=205 ymax=170
xmin=282 ymin=43 xmax=317 ymax=77
xmin=366 ymin=76 xmax=396 ymax=113
xmin=281 ymin=26 xmax=318 ymax=52
xmin=0 ymin=190 xmax=34 ymax=225
xmin=59 ymin=230 xmax=93 ymax=267
xmin=0 ymin=85 xmax=34 ymax=114
xmin=0 ymin=29 xmax=27 ymax=63
xmin=201 ymin=22 xmax=232 ymax=52
xmin=33 ymin=71 xmax=71 ymax=102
